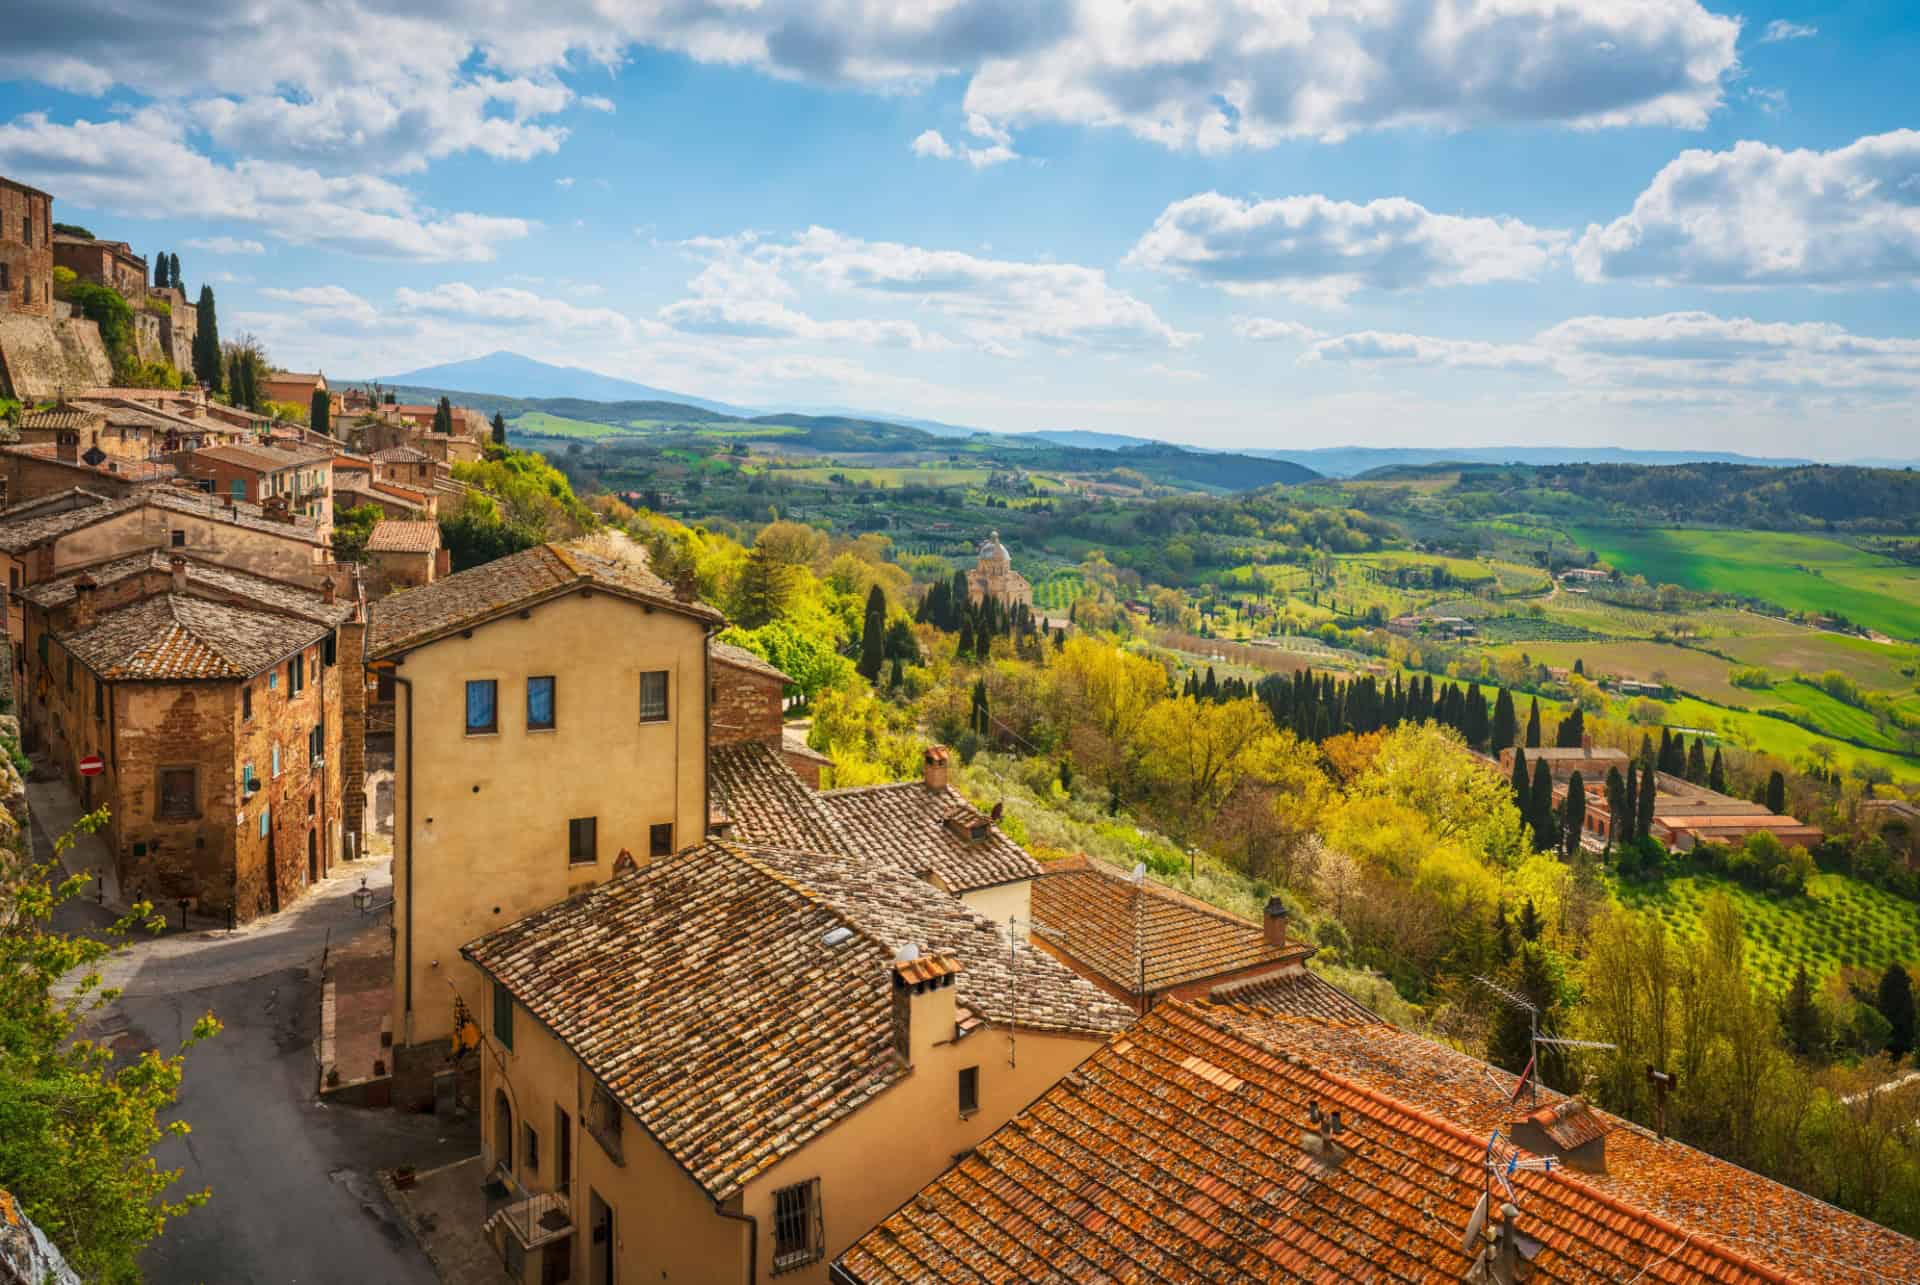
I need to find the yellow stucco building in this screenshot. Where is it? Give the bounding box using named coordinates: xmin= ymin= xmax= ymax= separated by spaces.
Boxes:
xmin=365 ymin=534 xmax=723 ymax=1104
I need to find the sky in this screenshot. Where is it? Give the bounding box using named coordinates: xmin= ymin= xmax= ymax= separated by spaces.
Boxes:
xmin=2 ymin=1 xmax=1917 ymax=459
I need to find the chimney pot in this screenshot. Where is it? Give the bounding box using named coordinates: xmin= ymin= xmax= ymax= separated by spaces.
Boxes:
xmin=169 ymin=554 xmax=187 ymax=594
xmin=1263 ymin=897 xmax=1291 ymax=949
xmin=322 ymin=577 xmax=337 ymax=604
xmin=71 ymin=573 xmax=99 ymax=630
xmin=923 ymin=745 xmax=951 ymax=792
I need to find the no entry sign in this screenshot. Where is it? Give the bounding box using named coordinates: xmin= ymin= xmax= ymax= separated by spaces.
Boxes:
xmin=78 ymin=754 xmax=105 ymax=777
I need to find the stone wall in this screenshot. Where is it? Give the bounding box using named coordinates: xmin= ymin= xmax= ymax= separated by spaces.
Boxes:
xmin=0 ymin=315 xmax=113 ymax=400
xmin=708 ymin=656 xmax=784 ymax=748
xmin=0 ymin=181 xmax=53 ymax=320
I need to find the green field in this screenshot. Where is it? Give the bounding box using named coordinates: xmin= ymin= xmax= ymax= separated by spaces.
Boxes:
xmin=767 ymin=465 xmax=991 ymax=488
xmin=1717 ymin=629 xmax=1920 ymax=693
xmin=1489 ymin=640 xmax=1748 ymax=704
xmin=1656 ymin=695 xmax=1920 ymax=784
xmin=1614 ymin=871 xmax=1920 ymax=993
xmin=1575 ymin=526 xmax=1920 ymax=641
xmin=512 ymin=410 xmax=629 ymax=439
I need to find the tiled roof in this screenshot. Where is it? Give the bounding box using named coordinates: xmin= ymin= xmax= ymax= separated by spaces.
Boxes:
xmin=189 ymin=442 xmax=330 ymax=471
xmin=1211 ymin=968 xmax=1381 ymax=1024
xmin=463 ymin=843 xmax=907 ymax=1201
xmin=17 ymin=408 xmax=103 ymax=431
xmin=833 ymin=1001 xmax=1813 ymax=1285
xmin=371 ymin=445 xmax=433 ymax=462
xmin=20 ymin=550 xmax=350 ymax=624
xmin=364 ymin=520 xmax=440 ymax=553
xmin=60 ymin=592 xmax=330 ymax=680
xmin=0 ymin=486 xmax=327 ymax=553
xmin=2 ymin=444 xmax=175 ymax=481
xmin=709 ymin=638 xmax=791 ymax=683
xmin=709 ymin=741 xmax=849 ymax=851
xmin=820 ymin=782 xmax=1041 ymax=893
xmin=783 ymin=726 xmax=831 ymax=765
xmin=1199 ymin=1006 xmax=1920 ymax=1285
xmin=365 ymin=537 xmax=721 ymax=657
xmin=0 ymin=489 xmax=121 ymax=551
xmin=1029 ymin=856 xmax=1308 ymax=994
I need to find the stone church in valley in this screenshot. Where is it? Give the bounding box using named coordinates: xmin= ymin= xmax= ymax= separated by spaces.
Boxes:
xmin=966 ymin=530 xmax=1032 ymax=607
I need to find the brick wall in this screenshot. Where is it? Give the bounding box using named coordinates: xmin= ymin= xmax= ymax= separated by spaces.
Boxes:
xmin=708 ymin=657 xmax=784 ymax=748
xmin=0 ymin=180 xmax=53 ymax=319
xmin=338 ymin=616 xmax=368 ymax=860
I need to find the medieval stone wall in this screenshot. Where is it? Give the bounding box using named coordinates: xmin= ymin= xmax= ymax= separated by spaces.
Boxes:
xmin=709 ymin=658 xmax=784 ymax=748
xmin=0 ymin=315 xmax=113 ymax=399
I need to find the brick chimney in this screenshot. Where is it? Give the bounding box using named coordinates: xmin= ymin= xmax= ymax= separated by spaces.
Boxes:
xmin=169 ymin=554 xmax=187 ymax=594
xmin=70 ymin=572 xmax=99 ymax=630
xmin=1263 ymin=897 xmax=1291 ymax=950
xmin=321 ymin=576 xmax=337 ymax=605
xmin=923 ymin=745 xmax=951 ymax=792
xmin=889 ymin=948 xmax=961 ymax=1067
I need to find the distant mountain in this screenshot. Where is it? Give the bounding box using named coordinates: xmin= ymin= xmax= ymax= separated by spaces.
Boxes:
xmin=371 ymin=351 xmax=756 ymax=416
xmin=1244 ymin=445 xmax=1820 ymax=478
xmin=1014 ymin=429 xmax=1175 ymax=451
xmin=778 ymin=403 xmax=987 ymax=438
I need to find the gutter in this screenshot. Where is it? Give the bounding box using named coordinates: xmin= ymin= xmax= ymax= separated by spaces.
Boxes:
xmin=713 ymin=1202 xmax=758 ymax=1285
xmin=393 ymin=668 xmax=414 ymax=1043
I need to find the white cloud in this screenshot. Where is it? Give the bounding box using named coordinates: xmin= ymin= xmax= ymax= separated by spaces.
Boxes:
xmin=1760 ymin=20 xmax=1818 ymax=43
xmin=658 ymin=296 xmax=941 ymax=349
xmin=1305 ymin=331 xmax=1554 ymax=371
xmin=393 ymin=283 xmax=659 ymax=338
xmin=1145 ymin=363 xmax=1205 ymax=381
xmin=554 ymin=176 xmax=575 ymax=188
xmin=260 ymin=284 xmax=382 ymax=324
xmin=668 ymin=226 xmax=1193 ymax=354
xmin=0 ymin=111 xmax=529 ymax=262
xmin=910 ymin=115 xmax=1019 ymax=168
xmin=910 ymin=129 xmax=955 ymax=160
xmin=1233 ymin=317 xmax=1323 ymax=342
xmin=186 ymin=235 xmax=266 ymax=255
xmin=1129 ymin=193 xmax=1564 ymax=305
xmin=1573 ymin=130 xmax=1920 ymax=289
xmin=3 ymin=0 xmax=1741 ymax=163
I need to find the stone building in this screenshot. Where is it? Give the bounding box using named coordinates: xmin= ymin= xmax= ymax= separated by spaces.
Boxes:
xmin=51 ymin=232 xmax=146 ymax=303
xmin=361 ymin=520 xmax=445 ymax=593
xmin=0 ymin=176 xmax=53 ymax=319
xmin=370 ymin=445 xmax=439 ymax=490
xmin=705 ymin=639 xmax=838 ymax=784
xmin=0 ymin=428 xmax=172 ymax=506
xmin=17 ymin=552 xmax=364 ymax=921
xmin=175 ymin=441 xmax=335 ymax=528
xmin=259 ymin=370 xmax=328 ymax=411
xmin=964 ymin=530 xmax=1031 ymax=607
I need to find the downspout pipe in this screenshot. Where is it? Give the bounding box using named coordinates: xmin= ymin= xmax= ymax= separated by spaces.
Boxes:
xmin=713 ymin=1202 xmax=757 ymax=1285
xmin=393 ymin=667 xmax=414 ymax=1043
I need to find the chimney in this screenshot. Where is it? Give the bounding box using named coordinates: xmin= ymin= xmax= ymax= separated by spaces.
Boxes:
xmin=169 ymin=554 xmax=187 ymax=594
xmin=321 ymin=576 xmax=337 ymax=605
xmin=672 ymin=566 xmax=697 ymax=602
xmin=71 ymin=572 xmax=99 ymax=630
xmin=889 ymin=948 xmax=961 ymax=1068
xmin=56 ymin=429 xmax=79 ymax=463
xmin=1582 ymin=732 xmax=1594 ymax=751
xmin=923 ymin=745 xmax=951 ymax=792
xmin=1263 ymin=897 xmax=1291 ymax=950
xmin=1509 ymin=1098 xmax=1608 ymax=1173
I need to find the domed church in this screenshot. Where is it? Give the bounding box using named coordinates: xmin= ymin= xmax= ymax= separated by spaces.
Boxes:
xmin=965 ymin=530 xmax=1033 ymax=607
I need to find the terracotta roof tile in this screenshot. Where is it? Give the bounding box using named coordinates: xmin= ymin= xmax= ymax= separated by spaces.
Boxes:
xmin=709 ymin=639 xmax=792 ymax=683
xmin=1210 ymin=969 xmax=1380 ymax=1024
xmin=0 ymin=486 xmax=326 ymax=553
xmin=60 ymin=592 xmax=330 ymax=680
xmin=364 ymin=520 xmax=440 ymax=553
xmin=1030 ymin=857 xmax=1308 ymax=994
xmin=709 ymin=741 xmax=849 ymax=851
xmin=834 ymin=1001 xmax=1838 ymax=1285
xmin=21 ymin=550 xmax=350 ymax=625
xmin=371 ymin=445 xmax=433 ymax=463
xmin=819 ymin=783 xmax=1040 ymax=893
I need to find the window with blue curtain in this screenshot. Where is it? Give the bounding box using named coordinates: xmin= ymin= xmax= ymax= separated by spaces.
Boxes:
xmin=527 ymin=676 xmax=555 ymax=730
xmin=465 ymin=679 xmax=498 ymax=734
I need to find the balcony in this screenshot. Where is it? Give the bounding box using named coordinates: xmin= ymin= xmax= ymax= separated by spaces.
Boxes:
xmin=483 ymin=1168 xmax=574 ymax=1284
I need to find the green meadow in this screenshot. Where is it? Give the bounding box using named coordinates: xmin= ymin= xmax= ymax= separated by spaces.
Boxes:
xmin=511 ymin=410 xmax=630 ymax=438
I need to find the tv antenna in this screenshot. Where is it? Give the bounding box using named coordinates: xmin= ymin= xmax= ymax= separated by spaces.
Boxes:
xmin=1460 ymin=1128 xmax=1558 ymax=1276
xmin=1473 ymin=975 xmax=1615 ymax=1106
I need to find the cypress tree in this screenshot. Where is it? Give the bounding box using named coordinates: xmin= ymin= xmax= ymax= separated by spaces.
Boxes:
xmin=1765 ymin=770 xmax=1787 ymax=815
xmin=957 ymin=620 xmax=974 ymax=659
xmin=168 ymin=252 xmax=181 ymax=291
xmin=1525 ymin=698 xmax=1542 ymax=748
xmin=1605 ymin=766 xmax=1626 ymax=850
xmin=1517 ymin=897 xmax=1543 ymax=942
xmin=1622 ymin=765 xmax=1638 ymax=848
xmin=1709 ymin=747 xmax=1727 ymax=795
xmin=193 ymin=286 xmax=222 ymax=392
xmin=1781 ymin=963 xmax=1825 ymax=1058
xmin=1658 ymin=728 xmax=1674 ymax=774
xmin=1562 ymin=770 xmax=1586 ymax=855
xmin=1686 ymin=739 xmax=1708 ymax=785
xmin=433 ymin=395 xmax=453 ymax=434
xmin=1201 ymin=666 xmax=1218 ymax=701
xmin=857 ymin=585 xmax=887 ymax=681
xmin=491 ymin=411 xmax=507 ymax=446
xmin=309 ymin=388 xmax=331 ymax=437
xmin=888 ymin=657 xmax=904 ymax=690
xmin=1636 ymin=761 xmax=1657 ymax=842
xmin=1574 ymin=657 xmax=1585 ymax=676
xmin=153 ymin=250 xmax=168 ymax=289
xmin=1878 ymin=964 xmax=1916 ymax=1061
xmin=1510 ymin=746 xmax=1530 ymax=807
xmin=1492 ymin=688 xmax=1517 ymax=750
xmin=970 ymin=677 xmax=991 ymax=737
xmin=1052 ymin=627 xmax=1065 ymax=651
xmin=1530 ymin=758 xmax=1558 ymax=852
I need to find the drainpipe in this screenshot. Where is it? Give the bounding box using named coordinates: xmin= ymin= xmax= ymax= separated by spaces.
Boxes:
xmin=702 ymin=624 xmax=716 ymax=842
xmin=393 ymin=667 xmax=415 ymax=1044
xmin=713 ymin=1202 xmax=757 ymax=1285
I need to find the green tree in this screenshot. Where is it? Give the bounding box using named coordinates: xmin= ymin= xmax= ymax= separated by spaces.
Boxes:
xmin=491 ymin=411 xmax=508 ymax=447
xmin=1636 ymin=761 xmax=1656 ymax=842
xmin=1487 ymin=945 xmax=1565 ymax=1087
xmin=192 ymin=286 xmax=222 ymax=392
xmin=1780 ymin=963 xmax=1825 ymax=1059
xmin=1561 ymin=769 xmax=1586 ymax=855
xmin=1525 ymin=697 xmax=1542 ymax=748
xmin=152 ymin=249 xmax=168 ymax=289
xmin=1529 ymin=756 xmax=1558 ymax=852
xmin=731 ymin=544 xmax=798 ymax=628
xmin=888 ymin=657 xmax=904 ymax=690
xmin=0 ymin=811 xmax=222 ymax=1281
xmin=1510 ymin=745 xmax=1530 ymax=807
xmin=857 ymin=584 xmax=887 ymax=682
xmin=970 ymin=677 xmax=991 ymax=738
xmin=329 ymin=503 xmax=384 ymax=563
xmin=1709 ymin=746 xmax=1727 ymax=795
xmin=1686 ymin=738 xmax=1707 ymax=785
xmin=66 ymin=282 xmax=136 ymax=377
xmin=168 ymin=252 xmax=181 ymax=292
xmin=1765 ymin=770 xmax=1787 ymax=815
xmin=432 ymin=395 xmax=453 ymax=434
xmin=1878 ymin=964 xmax=1915 ymax=1061
xmin=1604 ymin=766 xmax=1626 ymax=850
xmin=1516 ymin=897 xmax=1543 ymax=943
xmin=309 ymin=388 xmax=331 ymax=437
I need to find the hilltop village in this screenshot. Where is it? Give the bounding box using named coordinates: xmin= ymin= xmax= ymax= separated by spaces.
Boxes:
xmin=1 ymin=169 xmax=1917 ymax=1285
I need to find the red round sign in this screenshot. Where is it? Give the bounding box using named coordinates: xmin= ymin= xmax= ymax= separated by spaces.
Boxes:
xmin=78 ymin=754 xmax=105 ymax=777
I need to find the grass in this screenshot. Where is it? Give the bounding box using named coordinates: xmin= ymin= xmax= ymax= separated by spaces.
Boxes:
xmin=1613 ymin=870 xmax=1920 ymax=993
xmin=1656 ymin=695 xmax=1920 ymax=783
xmin=767 ymin=465 xmax=991 ymax=488
xmin=1717 ymin=629 xmax=1920 ymax=694
xmin=512 ymin=410 xmax=631 ymax=439
xmin=1764 ymin=680 xmax=1906 ymax=752
xmin=1489 ymin=640 xmax=1748 ymax=703
xmin=1574 ymin=526 xmax=1920 ymax=641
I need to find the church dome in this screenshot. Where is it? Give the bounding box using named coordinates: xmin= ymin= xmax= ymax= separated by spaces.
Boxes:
xmin=978 ymin=530 xmax=1011 ymax=564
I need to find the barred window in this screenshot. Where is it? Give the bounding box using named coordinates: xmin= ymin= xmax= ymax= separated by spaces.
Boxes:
xmin=771 ymin=1178 xmax=822 ymax=1273
xmin=638 ymin=670 xmax=669 ymax=723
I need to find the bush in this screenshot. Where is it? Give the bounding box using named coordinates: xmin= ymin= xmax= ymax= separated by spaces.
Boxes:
xmin=64 ymin=281 xmax=135 ymax=374
xmin=1730 ymin=665 xmax=1773 ymax=689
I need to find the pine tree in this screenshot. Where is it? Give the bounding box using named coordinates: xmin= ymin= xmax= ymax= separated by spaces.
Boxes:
xmin=1517 ymin=897 xmax=1543 ymax=942
xmin=1561 ymin=770 xmax=1586 ymax=855
xmin=1487 ymin=945 xmax=1560 ymax=1079
xmin=491 ymin=411 xmax=507 ymax=447
xmin=1530 ymin=758 xmax=1558 ymax=852
xmin=1492 ymin=688 xmax=1517 ymax=750
xmin=1709 ymin=747 xmax=1727 ymax=795
xmin=1781 ymin=963 xmax=1825 ymax=1058
xmin=309 ymin=388 xmax=331 ymax=437
xmin=1878 ymin=964 xmax=1916 ymax=1061
xmin=1525 ymin=698 xmax=1542 ymax=748
xmin=1765 ymin=770 xmax=1787 ymax=815
xmin=857 ymin=585 xmax=887 ymax=681
xmin=432 ymin=395 xmax=453 ymax=434
xmin=192 ymin=286 xmax=222 ymax=392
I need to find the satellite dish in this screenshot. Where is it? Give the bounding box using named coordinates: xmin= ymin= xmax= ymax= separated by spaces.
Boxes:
xmin=1460 ymin=1192 xmax=1489 ymax=1255
xmin=1130 ymin=862 xmax=1147 ymax=884
xmin=894 ymin=943 xmax=920 ymax=963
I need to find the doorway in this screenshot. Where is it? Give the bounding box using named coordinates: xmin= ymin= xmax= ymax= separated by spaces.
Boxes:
xmin=494 ymin=1089 xmax=514 ymax=1174
xmin=588 ymin=1189 xmax=613 ymax=1285
xmin=307 ymin=829 xmax=318 ymax=884
xmin=266 ymin=826 xmax=280 ymax=913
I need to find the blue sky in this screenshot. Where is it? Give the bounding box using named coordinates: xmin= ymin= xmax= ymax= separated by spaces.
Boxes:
xmin=2 ymin=1 xmax=1917 ymax=458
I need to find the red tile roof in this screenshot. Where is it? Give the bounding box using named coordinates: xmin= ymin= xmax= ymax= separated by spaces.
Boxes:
xmin=834 ymin=1001 xmax=1829 ymax=1285
xmin=709 ymin=638 xmax=792 ymax=683
xmin=1210 ymin=968 xmax=1380 ymax=1024
xmin=819 ymin=782 xmax=1040 ymax=893
xmin=364 ymin=520 xmax=440 ymax=553
xmin=60 ymin=592 xmax=330 ymax=681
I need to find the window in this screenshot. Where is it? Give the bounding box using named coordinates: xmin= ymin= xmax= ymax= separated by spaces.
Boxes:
xmin=66 ymin=655 xmax=74 ymax=691
xmin=260 ymin=804 xmax=270 ymax=838
xmin=649 ymin=823 xmax=673 ymax=858
xmin=271 ymin=745 xmax=281 ymax=778
xmin=465 ymin=679 xmax=497 ymax=735
xmin=958 ymin=1066 xmax=980 ymax=1117
xmin=771 ymin=1179 xmax=823 ymax=1273
xmin=568 ymin=817 xmax=597 ymax=866
xmin=638 ymin=670 xmax=669 ymax=723
xmin=555 ymin=1107 xmax=573 ymax=1193
xmin=527 ymin=676 xmax=555 ymax=730
xmin=585 ymin=1083 xmax=622 ymax=1161
xmin=229 ymin=478 xmax=245 ymax=501
xmin=242 ymin=685 xmax=252 ymax=721
xmin=308 ymin=724 xmax=324 ymax=764
xmin=157 ymin=768 xmax=197 ymax=820
xmin=94 ymin=678 xmax=105 ymax=721
xmin=323 ymin=633 xmax=336 ymax=666
xmin=242 ymin=762 xmax=256 ymax=793
xmin=522 ymin=1123 xmax=539 ymax=1176
xmin=268 ymin=671 xmax=278 ymax=691
xmin=287 ymin=654 xmax=304 ymax=697
xmin=492 ymin=981 xmax=514 ymax=1051
xmin=170 ymin=529 xmax=185 ymax=548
